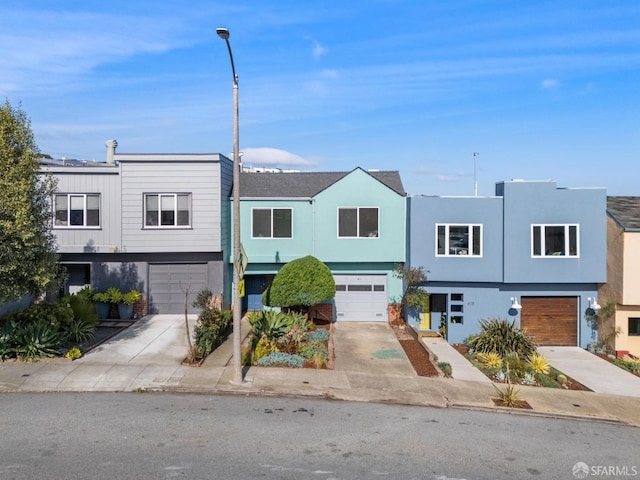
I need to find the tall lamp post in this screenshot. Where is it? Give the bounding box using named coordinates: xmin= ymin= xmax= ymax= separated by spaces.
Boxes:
xmin=217 ymin=27 xmax=242 ymax=384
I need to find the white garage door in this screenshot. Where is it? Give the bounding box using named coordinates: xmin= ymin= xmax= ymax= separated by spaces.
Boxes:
xmin=334 ymin=275 xmax=387 ymax=322
xmin=148 ymin=263 xmax=208 ymax=314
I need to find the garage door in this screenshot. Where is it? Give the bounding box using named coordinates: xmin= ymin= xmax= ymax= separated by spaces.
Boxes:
xmin=334 ymin=275 xmax=387 ymax=322
xmin=520 ymin=296 xmax=578 ymax=346
xmin=148 ymin=263 xmax=208 ymax=314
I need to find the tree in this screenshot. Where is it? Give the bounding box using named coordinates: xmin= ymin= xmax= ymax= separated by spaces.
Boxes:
xmin=0 ymin=100 xmax=59 ymax=302
xmin=393 ymin=264 xmax=429 ymax=322
xmin=262 ymin=255 xmax=335 ymax=314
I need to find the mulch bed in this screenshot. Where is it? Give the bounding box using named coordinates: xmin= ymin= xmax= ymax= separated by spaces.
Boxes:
xmin=391 ymin=324 xmax=440 ymax=377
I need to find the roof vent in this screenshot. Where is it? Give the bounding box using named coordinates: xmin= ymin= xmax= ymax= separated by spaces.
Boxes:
xmin=105 ymin=140 xmax=118 ymax=165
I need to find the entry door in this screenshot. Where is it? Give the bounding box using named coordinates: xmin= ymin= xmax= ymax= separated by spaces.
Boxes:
xmin=430 ymin=294 xmax=448 ymax=339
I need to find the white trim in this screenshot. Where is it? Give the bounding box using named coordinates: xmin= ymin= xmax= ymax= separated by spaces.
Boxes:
xmin=435 ymin=223 xmax=483 ymax=257
xmin=53 ymin=193 xmax=101 ymax=229
xmin=531 ymin=224 xmax=580 ymax=258
xmin=143 ymin=193 xmax=192 ymax=228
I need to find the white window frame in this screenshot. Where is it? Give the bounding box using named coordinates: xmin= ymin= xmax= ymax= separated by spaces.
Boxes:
xmin=54 ymin=193 xmax=100 ymax=228
xmin=435 ymin=224 xmax=483 ymax=257
xmin=531 ymin=224 xmax=579 ymax=258
xmin=337 ymin=207 xmax=379 ymax=238
xmin=144 ymin=193 xmax=191 ymax=228
xmin=251 ymin=208 xmax=293 ymax=239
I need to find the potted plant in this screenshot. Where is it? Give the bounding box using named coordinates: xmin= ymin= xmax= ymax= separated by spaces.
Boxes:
xmin=94 ymin=287 xmax=122 ymax=319
xmin=117 ymin=289 xmax=141 ymax=320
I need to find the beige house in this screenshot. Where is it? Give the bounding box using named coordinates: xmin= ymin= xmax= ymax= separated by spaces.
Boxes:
xmin=600 ymin=197 xmax=640 ymax=357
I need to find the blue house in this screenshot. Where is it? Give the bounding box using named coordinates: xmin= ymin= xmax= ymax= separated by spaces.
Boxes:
xmin=407 ymin=179 xmax=606 ymax=347
xmin=237 ymin=168 xmax=406 ymax=322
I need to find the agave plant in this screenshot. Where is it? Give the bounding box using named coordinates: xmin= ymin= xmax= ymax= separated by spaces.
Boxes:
xmin=13 ymin=321 xmax=62 ymax=360
xmin=248 ymin=310 xmax=295 ymax=343
xmin=466 ymin=318 xmax=536 ymax=358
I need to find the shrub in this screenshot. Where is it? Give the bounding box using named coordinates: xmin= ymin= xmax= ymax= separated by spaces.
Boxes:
xmin=76 ymin=286 xmax=96 ymax=301
xmin=61 ymin=295 xmax=97 ymax=342
xmin=262 ymin=255 xmax=335 ymax=311
xmin=503 ymin=353 xmax=528 ymax=380
xmin=193 ymin=308 xmax=232 ymax=357
xmin=300 ymin=341 xmax=328 ymax=361
xmin=305 ymin=328 xmax=330 ymax=342
xmin=4 ymin=302 xmax=74 ymax=334
xmin=256 ymin=352 xmax=304 ymax=368
xmin=438 ymin=361 xmax=453 ymax=377
xmin=13 ymin=321 xmax=62 ymax=360
xmin=192 ymin=289 xmax=214 ymax=311
xmin=465 ymin=318 xmax=536 ymax=358
xmin=64 ymin=346 xmax=82 ymax=360
xmin=0 ymin=321 xmax=15 ymax=360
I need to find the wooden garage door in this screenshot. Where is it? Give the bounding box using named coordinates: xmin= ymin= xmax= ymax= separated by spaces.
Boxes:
xmin=520 ymin=297 xmax=577 ymax=346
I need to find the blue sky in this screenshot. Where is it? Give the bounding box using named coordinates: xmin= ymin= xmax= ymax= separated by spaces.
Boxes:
xmin=2 ymin=1 xmax=639 ymax=196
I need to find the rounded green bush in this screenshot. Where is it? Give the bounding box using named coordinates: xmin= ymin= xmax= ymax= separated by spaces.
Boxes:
xmin=262 ymin=255 xmax=335 ymax=310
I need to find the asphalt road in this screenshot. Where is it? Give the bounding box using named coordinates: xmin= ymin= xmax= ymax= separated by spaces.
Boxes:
xmin=0 ymin=393 xmax=637 ymax=480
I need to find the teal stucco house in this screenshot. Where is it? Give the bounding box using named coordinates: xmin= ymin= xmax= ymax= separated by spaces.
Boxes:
xmin=237 ymin=167 xmax=406 ymax=322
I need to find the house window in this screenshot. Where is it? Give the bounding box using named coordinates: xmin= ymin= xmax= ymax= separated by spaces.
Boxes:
xmin=436 ymin=224 xmax=482 ymax=256
xmin=144 ymin=193 xmax=191 ymax=227
xmin=54 ymin=194 xmax=100 ymax=227
xmin=629 ymin=318 xmax=640 ymax=336
xmin=532 ymin=224 xmax=579 ymax=257
xmin=252 ymin=208 xmax=292 ymax=238
xmin=338 ymin=207 xmax=379 ymax=238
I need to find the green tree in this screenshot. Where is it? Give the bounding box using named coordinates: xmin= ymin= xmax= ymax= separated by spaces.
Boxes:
xmin=393 ymin=264 xmax=429 ymax=322
xmin=262 ymin=255 xmax=335 ymax=313
xmin=0 ymin=100 xmax=59 ymax=302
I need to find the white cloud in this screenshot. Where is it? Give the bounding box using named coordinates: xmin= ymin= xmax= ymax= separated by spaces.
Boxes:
xmin=541 ymin=78 xmax=559 ymax=89
xmin=321 ymin=69 xmax=339 ymax=79
xmin=304 ymin=36 xmax=327 ymax=59
xmin=241 ymin=147 xmax=318 ymax=168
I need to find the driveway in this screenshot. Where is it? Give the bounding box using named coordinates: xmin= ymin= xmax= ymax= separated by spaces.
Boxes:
xmin=78 ymin=314 xmax=195 ymax=366
xmin=538 ymin=346 xmax=640 ymax=398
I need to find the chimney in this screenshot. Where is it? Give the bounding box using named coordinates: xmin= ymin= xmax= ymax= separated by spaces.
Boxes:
xmin=105 ymin=139 xmax=118 ymax=165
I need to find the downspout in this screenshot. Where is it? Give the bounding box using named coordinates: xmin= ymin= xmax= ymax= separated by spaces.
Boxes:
xmin=311 ymin=198 xmax=316 ymax=256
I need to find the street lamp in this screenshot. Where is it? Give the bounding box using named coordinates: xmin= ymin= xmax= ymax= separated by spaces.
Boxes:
xmin=217 ymin=27 xmax=243 ymax=384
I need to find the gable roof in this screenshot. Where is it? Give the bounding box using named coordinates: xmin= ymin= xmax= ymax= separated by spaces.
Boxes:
xmin=607 ymin=196 xmax=640 ymax=230
xmin=239 ymin=169 xmax=405 ymax=198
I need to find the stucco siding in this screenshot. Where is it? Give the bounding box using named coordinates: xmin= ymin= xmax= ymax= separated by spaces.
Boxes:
xmin=501 ymin=181 xmax=607 ymax=284
xmin=408 ymin=196 xmax=503 ymax=282
xmin=313 ymin=169 xmax=406 ymax=263
xmin=622 ymin=232 xmax=640 ymax=305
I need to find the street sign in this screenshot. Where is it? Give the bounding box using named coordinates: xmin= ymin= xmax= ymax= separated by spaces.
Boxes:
xmin=235 ymin=242 xmax=248 ymax=279
xmin=238 ymin=279 xmax=245 ymax=298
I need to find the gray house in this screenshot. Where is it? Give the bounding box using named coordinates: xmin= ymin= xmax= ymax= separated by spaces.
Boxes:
xmin=42 ymin=143 xmax=233 ymax=314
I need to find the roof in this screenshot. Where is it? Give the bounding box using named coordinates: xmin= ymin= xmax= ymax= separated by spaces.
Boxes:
xmin=607 ymin=196 xmax=640 ymax=230
xmin=239 ymin=168 xmax=406 ymax=198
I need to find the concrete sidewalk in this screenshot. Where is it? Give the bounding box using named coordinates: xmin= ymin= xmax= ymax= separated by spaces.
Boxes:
xmin=1 ymin=316 xmax=639 ymax=427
